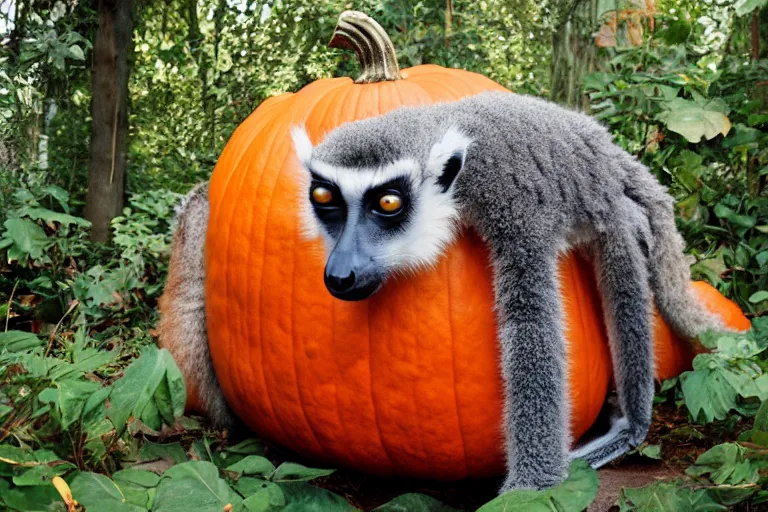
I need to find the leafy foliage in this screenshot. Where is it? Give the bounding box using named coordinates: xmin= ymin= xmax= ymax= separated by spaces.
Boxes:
xmin=0 ymin=0 xmax=766 ymax=510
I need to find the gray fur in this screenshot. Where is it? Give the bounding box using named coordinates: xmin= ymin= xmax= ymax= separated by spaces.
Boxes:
xmin=296 ymin=91 xmax=724 ymax=491
xmin=157 ymin=183 xmax=235 ymax=428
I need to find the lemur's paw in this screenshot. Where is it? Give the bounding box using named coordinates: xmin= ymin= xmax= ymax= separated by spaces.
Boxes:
xmin=628 ymin=420 xmax=651 ymax=447
xmin=499 ymin=470 xmax=567 ymax=494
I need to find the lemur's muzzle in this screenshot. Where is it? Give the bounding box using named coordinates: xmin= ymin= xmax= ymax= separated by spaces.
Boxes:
xmin=324 ymin=250 xmax=382 ymax=301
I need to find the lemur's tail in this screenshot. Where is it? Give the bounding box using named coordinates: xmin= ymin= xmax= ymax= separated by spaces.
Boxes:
xmin=624 ymin=161 xmax=725 ymax=340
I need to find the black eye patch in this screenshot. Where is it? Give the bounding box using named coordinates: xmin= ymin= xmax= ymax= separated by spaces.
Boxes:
xmin=309 ymin=172 xmax=345 ymax=224
xmin=363 ymin=176 xmax=413 ymax=229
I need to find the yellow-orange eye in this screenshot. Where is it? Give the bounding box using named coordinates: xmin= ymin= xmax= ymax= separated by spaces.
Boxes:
xmin=379 ymin=194 xmax=402 ymax=213
xmin=312 ymin=186 xmax=333 ymax=204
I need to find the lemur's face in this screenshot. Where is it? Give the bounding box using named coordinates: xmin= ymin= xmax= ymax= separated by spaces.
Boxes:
xmin=291 ymin=126 xmax=471 ymax=301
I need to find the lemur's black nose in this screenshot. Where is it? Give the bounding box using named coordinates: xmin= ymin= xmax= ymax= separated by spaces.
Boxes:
xmin=325 ymin=271 xmax=356 ymax=294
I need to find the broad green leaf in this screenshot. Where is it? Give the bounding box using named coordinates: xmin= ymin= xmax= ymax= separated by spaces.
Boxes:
xmin=20 ymin=207 xmax=91 ymax=227
xmin=658 ymin=98 xmax=731 ymax=143
xmin=39 ymin=379 xmax=102 ymax=429
xmin=749 ymin=291 xmax=768 ymax=304
xmin=12 ymin=461 xmax=75 ymax=486
xmin=0 ymin=330 xmax=43 ymax=353
xmin=477 ymin=460 xmax=598 ymax=512
xmin=236 ymin=479 xmax=286 ymax=511
xmin=637 ymin=444 xmax=662 ymax=460
xmin=226 ymin=455 xmax=275 ymax=478
xmin=714 ymin=203 xmax=756 ymax=230
xmin=137 ymin=440 xmax=188 ymax=465
xmin=270 ymin=462 xmax=335 ymax=482
xmin=70 ymin=472 xmax=146 ymax=511
xmin=68 ymin=44 xmax=85 ymax=60
xmin=686 ymin=443 xmax=765 ymax=485
xmin=113 ymin=469 xmax=161 ymax=508
xmin=108 ymin=346 xmax=186 ymax=432
xmin=225 ymin=439 xmax=266 ymax=455
xmin=754 ymin=400 xmax=768 ymax=432
xmin=734 ymin=0 xmax=768 ymax=16
xmin=279 ymin=482 xmax=357 ymax=512
xmin=374 ymin=493 xmax=460 ymax=511
xmin=618 ymin=481 xmax=727 ymax=511
xmin=153 ymin=461 xmax=243 ymax=512
xmin=0 ymin=481 xmax=62 ymax=511
xmin=3 ymin=218 xmax=51 ymax=261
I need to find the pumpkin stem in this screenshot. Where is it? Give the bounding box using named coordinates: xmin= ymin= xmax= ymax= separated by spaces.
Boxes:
xmin=329 ymin=11 xmax=402 ymax=84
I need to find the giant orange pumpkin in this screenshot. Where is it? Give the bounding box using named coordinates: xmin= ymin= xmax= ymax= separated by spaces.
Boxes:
xmin=203 ymin=12 xmax=749 ymax=480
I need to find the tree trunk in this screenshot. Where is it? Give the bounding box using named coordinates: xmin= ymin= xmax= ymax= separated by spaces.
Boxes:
xmin=84 ymin=0 xmax=133 ymax=242
xmin=550 ymin=0 xmax=599 ymax=109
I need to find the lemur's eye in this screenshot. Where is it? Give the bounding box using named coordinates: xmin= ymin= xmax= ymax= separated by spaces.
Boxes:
xmin=311 ymin=186 xmax=333 ymax=205
xmin=378 ymin=194 xmax=402 ymax=213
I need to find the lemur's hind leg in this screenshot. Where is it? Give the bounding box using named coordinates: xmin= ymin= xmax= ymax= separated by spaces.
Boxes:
xmin=158 ymin=183 xmax=236 ymax=428
xmin=569 ymin=226 xmax=654 ymax=468
xmin=492 ymin=228 xmax=570 ymax=491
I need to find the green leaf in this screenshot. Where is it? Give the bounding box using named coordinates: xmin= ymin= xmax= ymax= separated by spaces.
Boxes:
xmin=108 ymin=346 xmax=186 ymax=432
xmin=137 ymin=440 xmax=188 ymax=465
xmin=734 ymin=0 xmax=768 ymax=16
xmin=225 ymin=439 xmax=266 ymax=455
xmin=68 ymin=44 xmax=86 ymax=60
xmin=113 ymin=469 xmax=161 ymax=509
xmin=70 ymin=472 xmax=147 ymax=511
xmin=749 ymin=291 xmax=768 ymax=304
xmin=374 ymin=493 xmax=460 ymax=511
xmin=0 ymin=330 xmax=43 ymax=353
xmin=12 ymin=461 xmax=75 ymax=486
xmin=686 ymin=443 xmax=765 ymax=485
xmin=278 ymin=482 xmax=357 ymax=511
xmin=0 ymin=481 xmax=62 ymax=510
xmin=658 ymin=98 xmax=731 ymax=143
xmin=270 ymin=462 xmax=335 ymax=482
xmin=618 ymin=481 xmax=727 ymax=511
xmin=153 ymin=461 xmax=243 ymax=512
xmin=20 ymin=207 xmax=91 ymax=227
xmin=226 ymin=456 xmax=276 ymax=478
xmin=714 ymin=203 xmax=756 ymax=230
xmin=754 ymin=400 xmax=768 ymax=432
xmin=637 ymin=444 xmax=662 ymax=460
xmin=477 ymin=460 xmax=598 ymax=512
xmin=236 ymin=479 xmax=286 ymax=511
xmin=2 ymin=218 xmax=51 ymax=261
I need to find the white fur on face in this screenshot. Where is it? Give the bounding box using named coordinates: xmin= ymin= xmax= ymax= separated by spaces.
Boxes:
xmin=289 ymin=125 xmax=468 ymax=276
xmin=377 ymin=176 xmax=461 ymax=274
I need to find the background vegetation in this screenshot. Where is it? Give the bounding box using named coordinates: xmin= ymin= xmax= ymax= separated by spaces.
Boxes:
xmin=0 ymin=0 xmax=766 ymax=510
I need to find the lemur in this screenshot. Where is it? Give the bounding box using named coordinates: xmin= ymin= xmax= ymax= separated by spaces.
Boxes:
xmin=159 ymin=91 xmax=724 ymax=492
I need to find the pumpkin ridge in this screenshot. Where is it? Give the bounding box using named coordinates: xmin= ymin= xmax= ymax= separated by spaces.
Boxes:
xmin=365 ymin=298 xmax=398 ymax=471
xmin=298 ymin=83 xmax=370 ymax=464
xmin=257 ymin=88 xmax=366 ymax=455
xmin=429 ymin=69 xmax=481 ymax=99
xmin=307 ymin=80 xmax=350 ymax=141
xmin=212 ymin=99 xmax=290 ymax=439
xmin=445 ymin=256 xmax=470 ymax=478
xmin=287 ymin=147 xmax=331 ymax=459
xmin=246 ymin=115 xmax=297 ymax=444
xmin=567 ymin=256 xmax=588 ymax=437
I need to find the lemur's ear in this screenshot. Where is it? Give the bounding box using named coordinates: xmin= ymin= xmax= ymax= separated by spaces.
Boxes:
xmin=427 ymin=127 xmax=472 ymax=193
xmin=291 ymin=125 xmax=314 ymax=169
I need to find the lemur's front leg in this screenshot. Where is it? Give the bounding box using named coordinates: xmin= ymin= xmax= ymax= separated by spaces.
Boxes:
xmin=569 ymin=227 xmax=654 ymax=467
xmin=492 ymin=237 xmax=570 ymax=492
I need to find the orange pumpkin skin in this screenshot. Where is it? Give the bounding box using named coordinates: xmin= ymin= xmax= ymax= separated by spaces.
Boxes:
xmin=203 ymin=65 xmax=750 ymax=479
xmin=204 ymin=66 xmax=615 ymax=480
